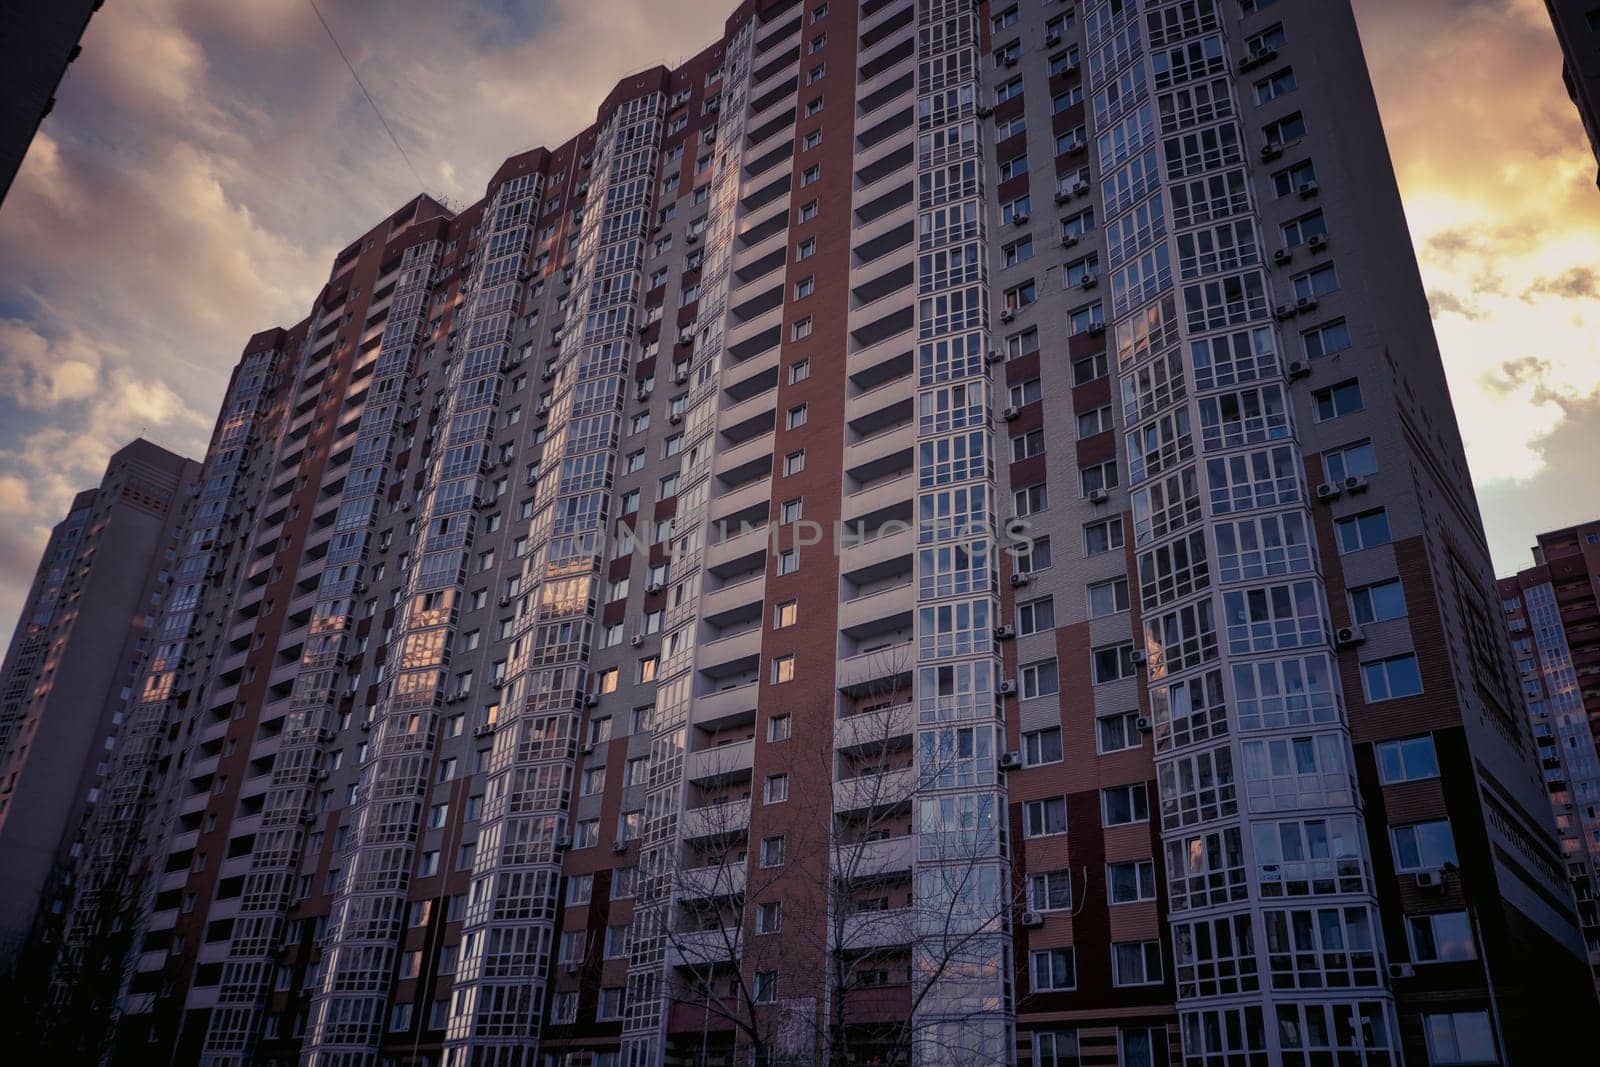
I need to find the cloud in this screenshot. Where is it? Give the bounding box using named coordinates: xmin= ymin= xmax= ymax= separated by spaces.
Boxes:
xmin=1521 ymin=266 xmax=1600 ymax=302
xmin=1478 ymin=388 xmax=1600 ymax=574
xmin=1428 ymin=290 xmax=1485 ymax=321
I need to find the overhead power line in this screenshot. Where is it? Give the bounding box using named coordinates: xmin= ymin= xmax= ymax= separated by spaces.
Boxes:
xmin=307 ymin=0 xmax=426 ymax=190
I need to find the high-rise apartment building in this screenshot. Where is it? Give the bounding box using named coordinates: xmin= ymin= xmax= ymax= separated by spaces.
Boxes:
xmin=1545 ymin=0 xmax=1600 ymax=185
xmin=0 ymin=439 xmax=200 ymax=974
xmin=1498 ymin=519 xmax=1600 ymax=992
xmin=11 ymin=1 xmax=1596 ymax=1064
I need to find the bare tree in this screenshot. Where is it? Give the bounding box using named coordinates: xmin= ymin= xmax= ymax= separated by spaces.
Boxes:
xmin=660 ymin=644 xmax=1022 ymax=1067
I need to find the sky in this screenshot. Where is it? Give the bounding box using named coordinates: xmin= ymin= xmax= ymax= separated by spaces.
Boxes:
xmin=1 ymin=0 xmax=1598 ymax=649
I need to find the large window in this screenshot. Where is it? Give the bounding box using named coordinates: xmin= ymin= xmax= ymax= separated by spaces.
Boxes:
xmin=1375 ymin=735 xmax=1438 ymax=784
xmin=1102 ymin=783 xmax=1150 ymax=826
xmin=1362 ymin=653 xmax=1423 ymax=701
xmin=1031 ymin=947 xmax=1077 ymax=991
xmin=1424 ymin=1012 xmax=1496 ymax=1065
xmin=1407 ymin=911 xmax=1476 ymax=963
xmin=1108 ymin=859 xmax=1157 ymax=903
xmin=1112 ymin=941 xmax=1164 ymax=986
xmin=1391 ymin=820 xmax=1457 ymax=872
xmin=1025 ymin=797 xmax=1068 ymax=837
xmin=1029 ymin=869 xmax=1073 ymax=912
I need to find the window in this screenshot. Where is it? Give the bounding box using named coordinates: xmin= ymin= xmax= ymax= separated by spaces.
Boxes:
xmin=1098 ymin=711 xmax=1142 ymax=754
xmin=801 ymin=164 xmax=821 ymax=186
xmin=1407 ymin=912 xmax=1476 ymax=963
xmin=1108 ymin=859 xmax=1158 ymax=903
xmin=806 ymin=95 xmax=824 ymax=116
xmin=809 ymin=31 xmax=826 ymax=52
xmin=771 ymin=655 xmax=796 ymax=684
xmin=781 ymin=498 xmax=803 ymax=523
xmin=1014 ymin=483 xmax=1048 ymax=516
xmin=754 ymin=972 xmax=779 ymax=1003
xmin=1376 ymin=735 xmax=1438 ymax=784
xmin=792 ymin=317 xmax=813 ymax=341
xmin=1335 ymin=508 xmax=1391 ymax=553
xmin=1263 ymin=111 xmax=1306 ymax=145
xmin=1015 ymin=535 xmax=1052 ymax=573
xmin=794 ymin=276 xmax=814 ymax=299
xmin=1077 ymin=405 xmax=1113 ymax=438
xmin=767 ymin=714 xmax=792 ymax=741
xmin=1036 ymin=1031 xmax=1080 ymax=1067
xmin=566 ymin=873 xmax=594 ymax=905
xmin=1281 ymin=210 xmax=1327 ymax=248
xmin=1084 ymin=517 xmax=1124 ymax=556
xmin=1093 ymin=642 xmax=1136 ymax=683
xmin=1303 ymin=317 xmax=1351 ymax=357
xmin=803 ymin=129 xmax=822 ymax=150
xmin=1068 ymin=302 xmax=1104 ymax=334
xmin=1029 ymin=869 xmax=1073 ymax=912
xmin=756 ymin=901 xmax=782 ymax=934
xmin=787 ymin=403 xmax=808 ymax=429
xmin=773 ymin=600 xmax=798 ymax=629
xmin=1102 ymin=784 xmax=1150 ymax=826
xmin=1011 ymin=429 xmax=1045 ymax=462
xmin=1323 ymin=439 xmax=1377 ymax=482
xmin=1017 ymin=596 xmax=1054 ymax=636
xmin=1113 ymin=941 xmax=1163 ymax=986
xmin=1009 ymin=377 xmax=1042 ymax=408
xmin=1081 ymin=459 xmax=1118 ymax=495
xmin=1312 ymin=379 xmax=1363 ymax=421
xmin=1002 ymin=236 xmax=1034 ymax=267
xmin=799 ymin=198 xmax=819 ymax=222
xmin=1424 ymin=1012 xmax=1496 ymax=1065
xmin=765 ymin=774 xmax=790 ymax=804
xmin=1363 ymin=654 xmax=1423 ymax=701
xmin=1023 ymin=727 xmax=1063 ymax=766
xmin=1273 ymin=160 xmax=1318 ymax=198
xmin=1006 ymin=326 xmax=1040 ymax=358
xmin=761 ymin=836 xmax=786 ymax=867
xmin=596 ymin=987 xmax=625 ymax=1020
xmin=1025 ymin=797 xmax=1068 ymax=837
xmin=1020 ymin=658 xmax=1060 ymax=699
xmin=789 ymin=358 xmax=811 ymax=383
xmin=1350 ymin=578 xmax=1406 ymax=625
xmin=784 ymin=450 xmax=806 ymax=475
xmin=995 ymin=75 xmax=1024 ymax=103
xmin=1004 ymin=277 xmax=1037 ymax=307
xmin=796 ymin=237 xmax=816 ymax=260
xmin=1031 ymin=948 xmax=1077 ymax=991
xmin=1254 ymin=67 xmax=1297 ymax=103
xmin=1072 ymin=350 xmax=1108 ymax=385
xmin=1088 ymin=577 xmax=1130 ymax=618
xmin=1391 ymin=820 xmax=1457 ymax=872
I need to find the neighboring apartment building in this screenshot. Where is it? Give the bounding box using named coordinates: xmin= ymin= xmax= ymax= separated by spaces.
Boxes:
xmin=1498 ymin=519 xmax=1600 ymax=992
xmin=0 ymin=0 xmax=102 ymax=205
xmin=0 ymin=439 xmax=200 ymax=975
xmin=10 ymin=1 xmax=1594 ymax=1065
xmin=1545 ymin=0 xmax=1600 ymax=184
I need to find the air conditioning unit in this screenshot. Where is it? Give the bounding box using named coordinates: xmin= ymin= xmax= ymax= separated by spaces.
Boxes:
xmin=1059 ymin=233 xmax=1079 ymax=247
xmin=995 ymin=624 xmax=1017 ymax=641
xmin=300 ymin=811 xmax=318 ymax=825
xmin=1020 ymin=910 xmax=1044 ymax=928
xmin=1307 ymin=233 xmax=1330 ymax=251
xmin=636 ymin=385 xmax=650 ymax=401
xmin=1086 ymin=321 xmax=1106 ymax=336
xmin=361 ymin=718 xmax=375 ymax=731
xmin=1388 ymin=962 xmax=1415 ymax=980
xmin=1060 ymin=138 xmax=1084 ymax=154
xmin=1315 ymin=482 xmax=1342 ymax=502
xmin=976 ymin=104 xmax=994 ymax=118
xmin=1054 ymin=190 xmax=1073 ymax=205
xmin=1296 ymin=295 xmax=1319 ymax=313
xmin=674 ymin=367 xmax=691 ymax=383
xmin=1415 ymin=868 xmax=1445 ymax=892
xmin=1261 ymin=143 xmax=1284 ymax=162
xmin=1335 ymin=625 xmax=1366 ymax=648
xmin=1275 ymin=303 xmax=1299 ymax=321
xmin=555 ymin=836 xmax=572 ymax=850
xmin=472 ymin=724 xmax=494 ymax=738
xmin=1298 ymin=180 xmax=1321 ymax=199
xmin=704 ymin=128 xmax=717 ymax=143
xmin=678 ymin=332 xmax=695 ymax=347
xmin=686 ymin=231 xmax=700 ymax=244
xmin=1003 ymin=405 xmax=1021 ymax=421
xmin=630 ymin=634 xmax=645 ymax=647
xmin=1045 ymin=31 xmax=1062 ymax=46
xmin=1070 ymin=179 xmax=1091 ymax=196
xmin=541 ymin=368 xmax=556 ymax=381
xmin=1273 ymin=247 xmax=1293 ymax=265
xmin=646 ymin=581 xmax=665 ymax=595
xmin=1057 ymin=62 xmax=1081 ymax=78
xmin=1012 ymin=212 xmax=1030 ymax=226
xmin=1088 ymin=488 xmax=1110 ymax=504
xmin=998 ymin=680 xmax=1017 ymax=696
xmin=498 ymin=594 xmax=512 ymax=607
xmin=583 ymin=693 xmax=599 ymax=707
xmin=525 ymin=472 xmax=539 ymax=487
xmin=1287 ymin=359 xmax=1312 ymax=379
xmin=1000 ymin=308 xmax=1015 ymax=323
xmin=1136 ymin=716 xmax=1153 ymax=733
xmin=315 ymin=769 xmax=330 ymax=782
xmin=1004 ymin=54 xmax=1020 ymax=67
xmin=536 ymin=402 xmax=551 ymax=416
xmin=1009 ymin=572 xmax=1031 ymax=588
xmin=580 ymin=744 xmax=594 ymax=756
xmin=999 ymin=751 xmax=1023 ymax=771
xmin=668 ymin=412 xmax=684 ymax=424
xmin=1339 ymin=476 xmax=1368 ymax=497
xmin=1129 ymin=649 xmax=1149 ymax=666
xmin=1079 ymin=274 xmax=1099 ymax=290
